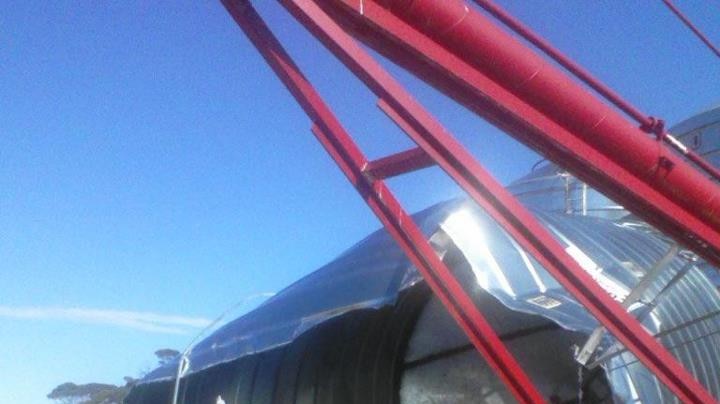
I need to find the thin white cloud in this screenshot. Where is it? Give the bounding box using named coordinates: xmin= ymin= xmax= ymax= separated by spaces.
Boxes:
xmin=0 ymin=306 xmax=212 ymax=335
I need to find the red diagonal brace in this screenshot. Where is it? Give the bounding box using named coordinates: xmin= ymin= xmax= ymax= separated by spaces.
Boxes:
xmin=273 ymin=1 xmax=717 ymax=402
xmin=364 ymin=146 xmax=434 ymax=180
xmin=220 ymin=1 xmax=546 ymax=402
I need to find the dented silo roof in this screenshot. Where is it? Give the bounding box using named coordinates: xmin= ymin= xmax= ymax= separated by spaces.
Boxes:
xmin=137 ymin=198 xmax=720 ymax=402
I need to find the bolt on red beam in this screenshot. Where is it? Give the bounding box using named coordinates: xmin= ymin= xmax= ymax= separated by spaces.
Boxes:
xmin=318 ymin=0 xmax=720 ymax=270
xmin=219 ymin=1 xmax=545 ymax=402
xmin=279 ymin=1 xmax=718 ymax=402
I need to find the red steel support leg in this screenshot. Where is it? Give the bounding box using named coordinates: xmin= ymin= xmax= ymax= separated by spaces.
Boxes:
xmin=271 ymin=1 xmax=716 ymax=402
xmin=220 ymin=1 xmax=545 ymax=402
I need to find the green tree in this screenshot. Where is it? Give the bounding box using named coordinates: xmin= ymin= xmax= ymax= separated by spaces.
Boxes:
xmin=154 ymin=348 xmax=180 ymax=366
xmin=48 ymin=348 xmax=174 ymax=404
xmin=47 ymin=381 xmax=134 ymax=404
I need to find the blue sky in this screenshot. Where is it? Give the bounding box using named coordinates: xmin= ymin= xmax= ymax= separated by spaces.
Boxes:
xmin=1 ymin=1 xmax=718 ymax=403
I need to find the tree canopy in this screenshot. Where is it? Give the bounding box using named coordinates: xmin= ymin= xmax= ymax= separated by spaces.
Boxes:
xmin=47 ymin=347 xmax=178 ymax=404
xmin=47 ymin=380 xmax=134 ymax=404
xmin=154 ymin=348 xmax=180 ymax=366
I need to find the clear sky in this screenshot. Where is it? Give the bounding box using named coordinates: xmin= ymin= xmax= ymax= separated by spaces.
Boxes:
xmin=1 ymin=1 xmax=718 ymax=403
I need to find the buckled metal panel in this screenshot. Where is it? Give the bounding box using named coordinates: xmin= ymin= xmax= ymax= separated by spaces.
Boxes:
xmin=135 ymin=199 xmax=720 ymax=401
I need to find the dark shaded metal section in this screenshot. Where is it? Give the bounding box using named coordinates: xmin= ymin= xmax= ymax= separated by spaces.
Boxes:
xmin=127 ymin=287 xmax=430 ymax=404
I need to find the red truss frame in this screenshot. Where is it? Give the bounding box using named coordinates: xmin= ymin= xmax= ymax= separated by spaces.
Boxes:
xmin=221 ymin=1 xmax=720 ymax=402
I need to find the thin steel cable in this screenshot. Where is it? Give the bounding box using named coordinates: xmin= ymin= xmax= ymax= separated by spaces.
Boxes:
xmin=662 ymin=0 xmax=720 ymax=59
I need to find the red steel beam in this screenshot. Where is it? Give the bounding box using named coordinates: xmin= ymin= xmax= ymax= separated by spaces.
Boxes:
xmin=364 ymin=145 xmax=434 ymax=179
xmin=279 ymin=1 xmax=716 ymax=402
xmin=316 ymin=0 xmax=720 ymax=270
xmin=219 ymin=1 xmax=545 ymax=402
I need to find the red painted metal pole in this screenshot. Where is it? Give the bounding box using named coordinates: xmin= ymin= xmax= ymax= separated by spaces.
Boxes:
xmin=219 ymin=2 xmax=545 ymax=402
xmin=316 ymin=0 xmax=720 ymax=269
xmin=662 ymin=0 xmax=720 ymax=59
xmin=364 ymin=146 xmax=434 ymax=179
xmin=468 ymin=0 xmax=720 ymax=182
xmin=279 ymin=1 xmax=717 ymax=402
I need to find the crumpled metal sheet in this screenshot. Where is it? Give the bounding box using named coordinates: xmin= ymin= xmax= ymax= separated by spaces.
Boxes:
xmin=140 ymin=198 xmax=720 ymax=402
xmin=442 ymin=203 xmax=720 ymax=401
